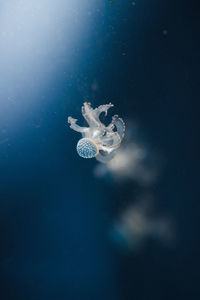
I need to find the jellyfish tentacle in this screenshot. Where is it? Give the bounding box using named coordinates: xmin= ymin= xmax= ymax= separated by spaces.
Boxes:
xmin=68 ymin=117 xmax=89 ymax=134
xmin=81 ymin=102 xmax=106 ymax=138
xmin=82 ymin=102 xmax=99 ymax=127
xmin=100 ymin=115 xmax=125 ymax=148
xmin=111 ymin=115 xmax=125 ymax=140
xmin=107 ymin=122 xmax=115 ymax=131
xmin=100 ymin=133 xmax=121 ymax=149
xmin=93 ymin=103 xmax=114 ymax=121
xmin=99 ymin=115 xmax=125 ymax=148
xmin=97 ymin=140 xmax=118 ymax=153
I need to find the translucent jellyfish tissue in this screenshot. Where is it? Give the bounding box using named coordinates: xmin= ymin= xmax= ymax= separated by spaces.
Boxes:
xmin=68 ymin=102 xmax=125 ymax=163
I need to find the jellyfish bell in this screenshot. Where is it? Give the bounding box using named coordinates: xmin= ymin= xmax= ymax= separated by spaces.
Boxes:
xmin=76 ymin=138 xmax=99 ymax=159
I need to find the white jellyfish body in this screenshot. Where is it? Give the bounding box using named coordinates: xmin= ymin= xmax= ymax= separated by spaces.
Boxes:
xmin=68 ymin=102 xmax=125 ymax=163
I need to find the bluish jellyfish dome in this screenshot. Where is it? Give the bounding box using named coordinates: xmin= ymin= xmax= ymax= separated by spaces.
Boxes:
xmin=76 ymin=138 xmax=98 ymax=159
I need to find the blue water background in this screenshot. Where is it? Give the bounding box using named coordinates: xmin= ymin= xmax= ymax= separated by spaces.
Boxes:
xmin=0 ymin=0 xmax=199 ymax=299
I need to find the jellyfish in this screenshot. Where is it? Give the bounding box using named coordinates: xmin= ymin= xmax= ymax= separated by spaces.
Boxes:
xmin=68 ymin=102 xmax=125 ymax=163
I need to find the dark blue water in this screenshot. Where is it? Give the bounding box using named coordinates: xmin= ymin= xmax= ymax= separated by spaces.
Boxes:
xmin=0 ymin=1 xmax=200 ymax=299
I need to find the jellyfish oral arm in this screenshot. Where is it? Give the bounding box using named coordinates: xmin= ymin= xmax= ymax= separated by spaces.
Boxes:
xmin=68 ymin=117 xmax=89 ymax=134
xmin=111 ymin=115 xmax=125 ymax=140
xmin=93 ymin=103 xmax=114 ymax=118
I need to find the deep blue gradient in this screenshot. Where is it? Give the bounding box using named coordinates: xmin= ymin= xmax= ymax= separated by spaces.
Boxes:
xmin=0 ymin=1 xmax=200 ymax=299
